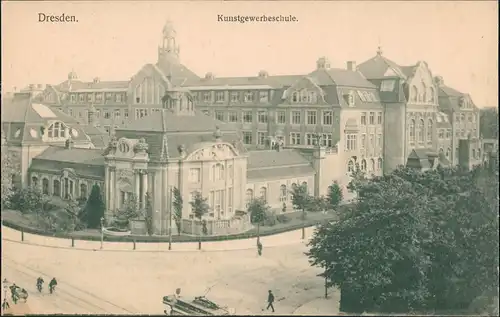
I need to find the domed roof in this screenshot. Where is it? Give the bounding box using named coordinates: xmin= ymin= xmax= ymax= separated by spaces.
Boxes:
xmin=68 ymin=70 xmax=78 ymax=80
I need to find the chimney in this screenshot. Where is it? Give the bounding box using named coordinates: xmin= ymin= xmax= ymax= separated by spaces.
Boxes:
xmin=93 ymin=77 xmax=100 ymax=84
xmin=346 ymin=61 xmax=357 ymax=71
xmin=258 ymin=70 xmax=269 ymax=78
xmin=37 ymin=84 xmax=43 ymax=89
xmin=316 ymin=57 xmax=331 ymax=70
xmin=434 ymin=76 xmax=444 ymax=87
xmin=65 ymin=137 xmax=74 ymax=149
xmin=204 ymin=72 xmax=215 ymax=80
xmin=29 ymin=84 xmax=35 ymax=90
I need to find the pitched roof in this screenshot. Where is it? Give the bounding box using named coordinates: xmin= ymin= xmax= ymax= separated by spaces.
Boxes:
xmin=183 ymin=74 xmax=303 ymax=89
xmin=156 ymin=61 xmax=200 ymax=86
xmin=358 ymin=54 xmax=412 ymax=80
xmin=308 ymin=68 xmax=377 ymax=88
xmin=34 ymin=146 xmax=105 ymax=165
xmin=247 ymin=165 xmax=315 ymax=181
xmin=55 ymin=80 xmax=129 ymax=92
xmin=247 ymin=149 xmax=311 ymax=169
xmin=438 ymin=85 xmax=465 ymax=97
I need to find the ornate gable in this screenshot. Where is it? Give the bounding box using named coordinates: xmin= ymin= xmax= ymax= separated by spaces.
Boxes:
xmin=185 ymin=143 xmax=238 ymax=162
xmin=282 ymin=76 xmax=325 ymax=104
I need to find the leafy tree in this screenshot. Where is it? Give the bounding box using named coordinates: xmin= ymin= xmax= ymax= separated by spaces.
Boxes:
xmin=347 ymin=162 xmax=367 ymax=194
xmin=189 ymin=191 xmax=210 ymax=250
xmin=81 ymin=184 xmax=105 ymax=229
xmin=64 ymin=195 xmax=84 ymax=231
xmin=479 ymin=107 xmax=498 ymax=139
xmin=8 ymin=186 xmax=47 ymax=215
xmin=290 ymin=183 xmax=312 ymax=239
xmin=172 ymin=187 xmax=183 ymax=236
xmin=144 ymin=192 xmax=154 ymax=236
xmin=326 ymin=181 xmax=343 ymax=210
xmin=248 ymin=197 xmax=270 ymax=243
xmin=0 ymin=150 xmax=15 ymax=209
xmin=307 ymin=196 xmax=328 ymax=212
xmin=306 ymin=166 xmax=499 ymax=314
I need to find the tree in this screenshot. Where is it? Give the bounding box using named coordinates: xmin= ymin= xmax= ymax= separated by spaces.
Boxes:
xmin=248 ymin=197 xmax=269 ymax=244
xmin=144 ymin=192 xmax=154 ymax=236
xmin=326 ymin=181 xmax=343 ymax=210
xmin=306 ymin=166 xmax=499 ymax=314
xmin=0 ymin=150 xmax=15 ymax=209
xmin=81 ymin=184 xmax=105 ymax=229
xmin=346 ymin=162 xmax=367 ymax=194
xmin=172 ymin=187 xmax=183 ymax=236
xmin=115 ymin=193 xmax=141 ymax=228
xmin=479 ymin=107 xmax=498 ymax=139
xmin=64 ymin=195 xmax=84 ymax=231
xmin=8 ymin=186 xmax=47 ymax=215
xmin=190 ymin=191 xmax=210 ymax=250
xmin=290 ymin=183 xmax=312 ymax=239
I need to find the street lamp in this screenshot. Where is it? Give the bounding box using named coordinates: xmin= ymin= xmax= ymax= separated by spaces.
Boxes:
xmin=100 ymin=217 xmax=105 ymax=250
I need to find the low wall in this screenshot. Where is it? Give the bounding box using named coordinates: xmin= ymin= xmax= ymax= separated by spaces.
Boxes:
xmin=181 ymin=214 xmax=252 ymax=236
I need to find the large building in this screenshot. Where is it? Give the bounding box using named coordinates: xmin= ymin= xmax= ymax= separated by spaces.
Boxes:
xmin=2 ymin=20 xmax=486 ymax=235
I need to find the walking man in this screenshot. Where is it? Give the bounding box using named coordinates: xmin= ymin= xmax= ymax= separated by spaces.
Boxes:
xmin=266 ymin=290 xmax=275 ymax=312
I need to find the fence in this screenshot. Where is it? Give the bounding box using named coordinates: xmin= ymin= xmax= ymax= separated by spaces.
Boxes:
xmin=181 ymin=213 xmax=252 ymax=236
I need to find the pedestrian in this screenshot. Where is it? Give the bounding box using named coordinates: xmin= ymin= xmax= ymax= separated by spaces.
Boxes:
xmin=257 ymin=240 xmax=263 ymax=256
xmin=266 ymin=290 xmax=275 ymax=312
xmin=10 ymin=284 xmax=18 ymax=304
xmin=2 ymin=298 xmax=9 ymax=310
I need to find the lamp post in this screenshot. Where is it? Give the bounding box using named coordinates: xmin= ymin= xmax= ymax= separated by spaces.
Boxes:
xmin=2 ymin=278 xmax=9 ymax=312
xmin=100 ymin=217 xmax=104 ymax=249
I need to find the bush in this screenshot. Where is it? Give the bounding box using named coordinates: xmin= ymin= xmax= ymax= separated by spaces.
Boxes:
xmin=263 ymin=210 xmax=277 ymax=226
xmin=8 ymin=187 xmax=47 ymax=214
xmin=276 ymin=214 xmax=291 ymax=224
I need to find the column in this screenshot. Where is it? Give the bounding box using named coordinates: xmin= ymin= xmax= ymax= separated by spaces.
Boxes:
xmin=135 ymin=171 xmax=140 ymax=203
xmin=142 ymin=171 xmax=148 ymax=209
xmin=105 ymin=167 xmax=110 ymax=211
xmin=109 ymin=167 xmax=116 ymax=211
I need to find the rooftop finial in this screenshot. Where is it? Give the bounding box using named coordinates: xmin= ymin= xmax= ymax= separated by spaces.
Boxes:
xmin=377 ymin=46 xmax=383 ymax=56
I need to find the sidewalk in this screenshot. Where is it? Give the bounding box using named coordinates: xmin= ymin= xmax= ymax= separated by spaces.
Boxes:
xmin=2 ymin=225 xmax=317 ymax=252
xmin=292 ymin=290 xmax=341 ymax=315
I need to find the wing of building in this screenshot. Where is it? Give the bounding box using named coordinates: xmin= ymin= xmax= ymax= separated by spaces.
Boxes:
xmin=3 ymin=22 xmax=490 ymax=236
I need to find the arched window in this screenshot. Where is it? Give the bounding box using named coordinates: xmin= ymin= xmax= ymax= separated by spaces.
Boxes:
xmin=370 ymin=159 xmax=375 ymax=172
xmin=260 ymin=187 xmax=267 ymax=202
xmin=427 ymin=119 xmax=433 ymax=142
xmin=42 ymin=178 xmax=49 ymax=195
xmin=47 ymin=122 xmax=67 ymax=138
xmin=446 ymin=147 xmax=451 ymax=158
xmin=308 ymin=91 xmax=317 ymax=103
xmin=417 ymin=119 xmax=425 ymax=143
xmin=429 ymin=87 xmax=435 ymax=102
xmin=347 ymin=160 xmax=354 ymax=173
xmin=421 ymin=83 xmax=427 ymax=102
xmin=292 ymin=91 xmax=299 ymax=103
xmin=300 ymin=90 xmax=308 ymax=103
xmin=377 ymin=158 xmax=383 ymax=171
xmin=245 ymin=189 xmax=254 ymax=208
xmin=80 ymin=183 xmax=88 ymax=199
xmin=212 ymin=163 xmax=225 ymax=181
xmin=460 ymin=113 xmax=466 ymax=122
xmin=411 ymin=86 xmax=418 ymax=102
xmin=472 ymin=149 xmax=476 ymax=159
xmin=361 ymin=159 xmax=367 ymax=171
xmin=279 ymin=185 xmax=287 ymax=202
xmin=53 ymin=179 xmax=61 ymax=197
xmin=290 ymin=183 xmax=297 ymax=200
xmin=31 ymin=176 xmax=39 ymax=188
xmin=408 ymin=119 xmax=415 ymax=143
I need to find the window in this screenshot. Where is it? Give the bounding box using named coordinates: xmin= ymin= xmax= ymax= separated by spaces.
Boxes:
xmin=259 ymin=91 xmax=269 ymax=102
xmin=244 ymin=91 xmax=254 ymax=102
xmin=377 ymin=112 xmax=382 ymax=124
xmin=290 ymin=132 xmax=301 ymax=145
xmin=279 ymin=185 xmax=287 ymax=202
xmin=228 ymin=111 xmax=238 ymax=122
xmin=438 ymin=129 xmax=445 ymax=139
xmin=357 ymin=90 xmax=367 ymax=102
xmin=70 ymin=94 xmax=76 ymax=102
xmin=42 ymin=178 xmax=49 ymax=195
xmin=215 ymin=111 xmax=225 ymax=121
xmin=380 ymin=79 xmax=396 ymax=92
xmin=104 ymin=111 xmax=111 ymax=119
xmin=323 ymin=111 xmax=333 ymax=125
xmin=411 ymin=86 xmax=418 ymax=102
xmin=79 ymin=94 xmax=85 ymax=102
xmin=306 ymin=133 xmax=315 ymax=146
xmin=211 ymin=163 xmax=225 ymax=181
xmin=53 ymin=180 xmax=60 ymax=197
xmin=292 ymin=92 xmax=299 ymax=103
xmin=369 ymin=112 xmax=375 ymax=125
xmin=417 ymin=119 xmax=425 ymax=142
xmin=245 ymin=189 xmax=254 ymax=208
xmin=409 ymin=119 xmax=416 ymax=143
xmin=203 ymin=92 xmax=211 ymax=102
xmin=377 ymin=134 xmax=382 ymax=148
xmin=69 ymin=109 xmax=74 ymax=117
xmin=257 ymin=132 xmax=266 ymax=145
xmin=307 ymin=111 xmax=317 ymax=125
xmin=87 ymin=94 xmax=94 ymax=102
xmin=242 ymin=131 xmax=253 ymax=144
xmin=427 ymin=119 xmax=433 ymax=142
xmin=291 ymin=111 xmax=301 ymax=125
xmin=96 ymin=110 xmax=101 ymax=118
xmin=308 ymin=91 xmax=317 ymax=103
xmin=215 ymin=91 xmax=225 ymax=103
xmin=321 ymin=133 xmax=333 ymax=147
xmin=446 ymin=148 xmax=451 ymax=158
xmin=446 ymin=129 xmax=451 ymax=139
xmin=47 ymin=122 xmax=67 ymax=138
xmin=243 ymin=111 xmax=253 ymax=123
xmin=258 ymin=111 xmax=268 ymax=123
xmin=230 ymin=92 xmax=239 ymax=103
xmin=369 ymin=134 xmax=375 ymax=149
xmin=361 ymin=159 xmax=367 ymax=171
xmin=189 ymin=168 xmax=201 ymax=183
xmin=114 ymin=109 xmax=120 ymax=120
xmin=202 ymin=110 xmax=210 ymax=116
xmin=377 ymin=158 xmax=383 ymax=171
xmin=276 ymin=111 xmax=286 ymax=124
xmin=347 ymin=160 xmax=354 ymax=173
xmin=360 ymin=134 xmax=366 ymax=150
xmin=104 ymin=125 xmax=110 ymax=135
xmin=346 ymin=134 xmax=357 ymax=151
xmin=124 ymin=109 xmax=129 ymax=119
xmin=260 ymin=187 xmax=267 ymax=202
xmin=361 ymin=112 xmax=367 ymax=125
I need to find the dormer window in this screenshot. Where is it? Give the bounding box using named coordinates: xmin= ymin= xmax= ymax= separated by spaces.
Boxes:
xmin=47 ymin=121 xmax=67 ymax=138
xmin=79 ymin=94 xmax=85 ymax=102
xmin=215 ymin=91 xmax=225 ymax=103
xmin=346 ymin=91 xmax=355 ymax=107
xmin=70 ymin=94 xmax=76 ymax=103
xmin=96 ymin=93 xmax=103 ymax=103
xmin=259 ymin=91 xmax=269 ymax=102
xmin=230 ymin=92 xmax=239 ymax=103
xmin=292 ymin=91 xmax=299 ymax=103
xmin=203 ymin=92 xmax=211 ymax=102
xmin=459 ymin=96 xmax=467 ymax=108
xmin=244 ymin=91 xmax=254 ymax=103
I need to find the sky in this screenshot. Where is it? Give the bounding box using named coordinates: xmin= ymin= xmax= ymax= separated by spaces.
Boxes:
xmin=1 ymin=1 xmax=498 ymax=107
